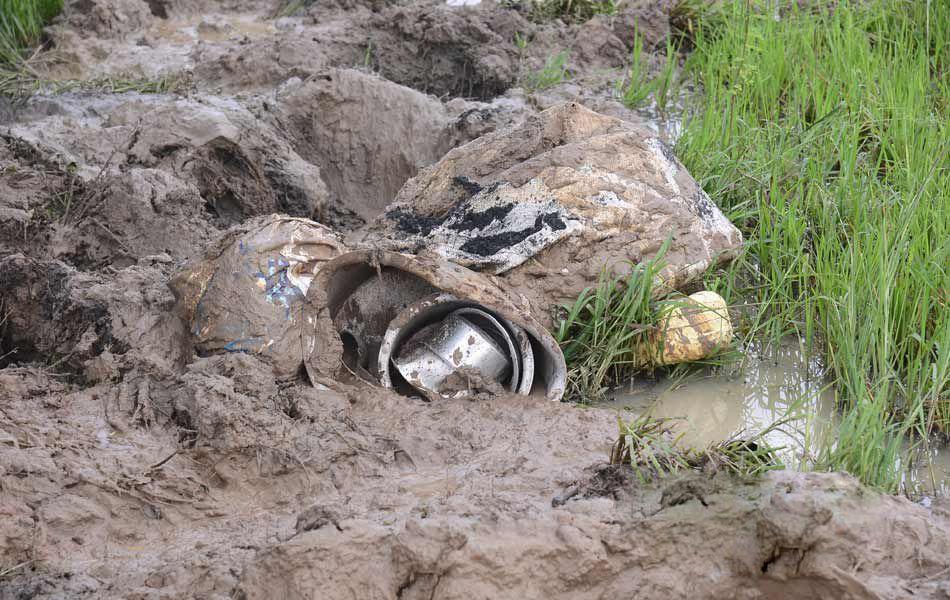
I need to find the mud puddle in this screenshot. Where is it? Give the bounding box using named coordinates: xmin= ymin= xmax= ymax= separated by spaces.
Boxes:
xmin=600 ymin=339 xmax=950 ymax=496
xmin=629 ymin=88 xmax=692 ymax=144
xmin=151 ymin=14 xmax=277 ymax=44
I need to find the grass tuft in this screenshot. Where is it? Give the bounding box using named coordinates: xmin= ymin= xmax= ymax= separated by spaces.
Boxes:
xmin=617 ymin=26 xmax=681 ymax=112
xmin=555 ymin=241 xmax=668 ymax=402
xmin=610 ymin=413 xmax=788 ymax=483
xmin=610 ymin=414 xmax=690 ymax=483
xmin=0 ymin=0 xmax=62 ymax=66
xmin=617 ymin=25 xmax=653 ymax=108
xmin=523 ymin=50 xmax=570 ymax=92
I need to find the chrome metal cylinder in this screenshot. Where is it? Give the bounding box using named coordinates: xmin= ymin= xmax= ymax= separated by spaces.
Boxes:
xmin=393 ymin=314 xmax=511 ymax=398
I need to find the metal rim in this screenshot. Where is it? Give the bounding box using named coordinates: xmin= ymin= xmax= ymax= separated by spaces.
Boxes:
xmin=449 ymin=307 xmax=520 ymax=393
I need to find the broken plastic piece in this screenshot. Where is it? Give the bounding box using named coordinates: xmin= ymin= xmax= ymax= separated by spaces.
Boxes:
xmin=169 ymin=215 xmax=345 ymax=377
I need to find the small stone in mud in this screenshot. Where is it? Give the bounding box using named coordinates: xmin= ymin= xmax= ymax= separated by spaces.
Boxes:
xmin=295 ymin=505 xmax=344 ymax=534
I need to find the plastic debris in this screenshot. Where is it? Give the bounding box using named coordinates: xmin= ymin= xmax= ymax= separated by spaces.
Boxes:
xmin=645 ymin=291 xmax=733 ymax=367
xmin=169 ymin=215 xmax=346 ymax=377
xmin=359 ymin=103 xmax=744 ymax=328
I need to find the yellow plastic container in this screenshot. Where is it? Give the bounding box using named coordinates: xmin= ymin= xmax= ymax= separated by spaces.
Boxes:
xmin=644 ymin=291 xmax=733 ymax=366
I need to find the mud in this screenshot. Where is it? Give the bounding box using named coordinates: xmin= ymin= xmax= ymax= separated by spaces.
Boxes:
xmin=39 ymin=0 xmax=644 ymax=98
xmin=3 ymin=359 xmax=950 ymax=600
xmin=1 ymin=92 xmax=328 ymax=269
xmin=1 ymin=0 xmax=949 ymax=598
xmin=266 ymin=69 xmax=521 ymax=226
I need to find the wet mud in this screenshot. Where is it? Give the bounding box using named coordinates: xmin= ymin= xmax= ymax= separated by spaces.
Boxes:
xmin=1 ymin=0 xmax=949 ymax=598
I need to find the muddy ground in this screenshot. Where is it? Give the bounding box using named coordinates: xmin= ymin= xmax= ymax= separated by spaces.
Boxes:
xmin=1 ymin=1 xmax=949 ymax=598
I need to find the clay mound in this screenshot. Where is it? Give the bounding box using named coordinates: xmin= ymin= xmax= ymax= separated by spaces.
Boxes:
xmin=0 ymin=254 xmax=189 ymax=375
xmin=235 ymin=470 xmax=950 ymax=600
xmin=361 ymin=102 xmax=743 ymax=323
xmin=0 ymin=134 xmax=75 ymax=259
xmin=1 ymin=94 xmax=328 ymax=267
xmin=267 ymin=68 xmax=532 ymax=229
xmin=40 ymin=0 xmax=662 ymax=100
xmin=144 ymin=0 xmax=282 ymax=18
xmin=4 ymin=348 xmax=947 ymax=600
xmin=364 ymin=2 xmax=526 ymax=100
xmin=10 ymin=94 xmax=328 ymax=222
xmin=272 ymin=69 xmax=464 ymax=226
xmin=189 ymin=22 xmax=365 ymax=93
xmin=56 ymin=0 xmax=154 ymax=38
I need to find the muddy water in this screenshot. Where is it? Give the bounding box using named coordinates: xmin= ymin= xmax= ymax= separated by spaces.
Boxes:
xmin=909 ymin=444 xmax=950 ymax=497
xmin=151 ymin=15 xmax=277 ymax=44
xmin=599 ymin=340 xmax=949 ymax=496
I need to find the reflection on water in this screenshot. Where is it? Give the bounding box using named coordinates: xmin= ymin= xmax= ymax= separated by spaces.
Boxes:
xmin=602 ymin=340 xmax=834 ymax=466
xmin=631 ymin=86 xmax=696 ymax=144
xmin=904 ymin=444 xmax=950 ymax=497
xmin=599 ymin=339 xmax=949 ymax=497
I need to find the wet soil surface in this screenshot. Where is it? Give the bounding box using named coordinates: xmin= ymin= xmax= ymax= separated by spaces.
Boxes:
xmin=2 ymin=1 xmax=950 ymax=598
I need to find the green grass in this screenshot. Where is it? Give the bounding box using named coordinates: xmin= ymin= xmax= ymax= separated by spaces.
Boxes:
xmin=674 ymin=0 xmax=949 ymax=492
xmin=561 ymin=0 xmax=947 ymax=493
xmin=524 ymin=50 xmax=570 ymax=92
xmin=651 ymin=37 xmax=680 ymax=114
xmin=1 ymin=0 xmax=64 ymax=98
xmin=617 ymin=26 xmax=653 ymax=108
xmin=555 ymin=241 xmax=668 ymax=402
xmin=0 ymin=0 xmax=62 ymax=66
xmin=617 ymin=27 xmax=681 ymax=113
xmin=610 ymin=414 xmax=690 ymax=483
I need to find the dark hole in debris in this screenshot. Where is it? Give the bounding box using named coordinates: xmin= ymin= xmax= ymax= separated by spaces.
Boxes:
xmin=452 ymin=175 xmax=483 ymax=196
xmin=144 ymin=0 xmax=168 ymax=18
xmin=340 ymin=331 xmax=364 ymax=371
